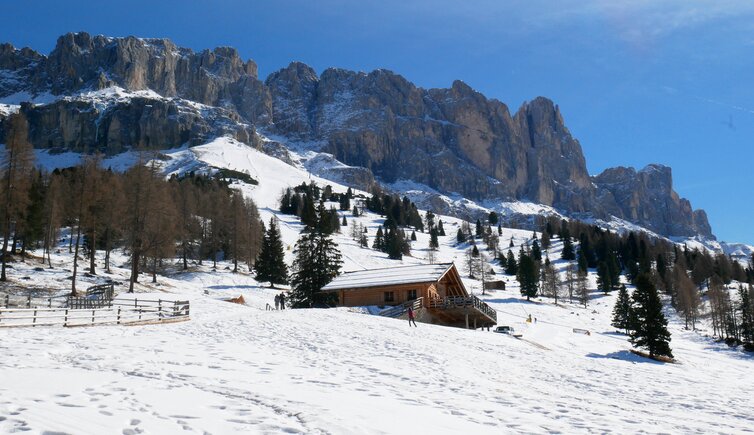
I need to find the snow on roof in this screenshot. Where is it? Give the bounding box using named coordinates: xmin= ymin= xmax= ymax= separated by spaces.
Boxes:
xmin=321 ymin=263 xmax=454 ymax=292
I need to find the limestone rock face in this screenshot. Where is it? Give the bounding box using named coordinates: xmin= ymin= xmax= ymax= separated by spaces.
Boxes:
xmin=7 ymin=97 xmax=253 ymax=154
xmin=0 ymin=33 xmax=714 ymax=239
xmin=0 ymin=32 xmax=272 ymax=124
xmin=592 ymin=165 xmax=712 ymax=237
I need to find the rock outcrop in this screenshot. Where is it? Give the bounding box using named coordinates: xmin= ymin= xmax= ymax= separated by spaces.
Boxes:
xmin=0 ymin=33 xmax=714 ymax=239
xmin=593 ymin=165 xmax=712 ymax=237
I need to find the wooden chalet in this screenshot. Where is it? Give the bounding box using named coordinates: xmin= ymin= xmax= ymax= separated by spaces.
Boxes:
xmin=320 ymin=263 xmax=497 ymax=329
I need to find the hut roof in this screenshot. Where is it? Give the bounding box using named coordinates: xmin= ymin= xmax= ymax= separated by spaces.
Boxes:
xmin=321 ymin=263 xmax=455 ymax=292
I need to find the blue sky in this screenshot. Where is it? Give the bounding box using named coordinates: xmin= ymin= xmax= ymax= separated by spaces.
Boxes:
xmin=3 ymin=0 xmax=754 ymax=244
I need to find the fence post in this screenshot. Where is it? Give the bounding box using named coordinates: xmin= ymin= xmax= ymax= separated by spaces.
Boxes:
xmin=158 ymin=299 xmax=162 ymax=319
xmin=48 ymin=298 xmax=52 ymax=308
xmin=27 ymin=295 xmax=31 ymax=308
xmin=117 ymin=306 xmax=121 ymax=324
xmin=33 ymin=309 xmax=37 ymax=327
xmin=64 ymin=309 xmax=69 ymax=327
xmin=4 ymin=294 xmax=8 ymax=308
xmin=92 ymin=309 xmax=95 ymax=325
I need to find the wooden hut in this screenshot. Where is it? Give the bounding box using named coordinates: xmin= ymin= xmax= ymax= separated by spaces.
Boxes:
xmin=320 ymin=263 xmax=496 ymax=329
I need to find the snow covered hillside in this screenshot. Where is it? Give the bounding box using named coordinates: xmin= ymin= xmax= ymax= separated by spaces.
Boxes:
xmin=1 ymin=136 xmax=753 ymax=434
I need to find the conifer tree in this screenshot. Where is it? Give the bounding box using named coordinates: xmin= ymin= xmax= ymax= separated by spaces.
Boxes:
xmin=373 ymin=227 xmax=386 ymax=251
xmin=630 ymin=274 xmax=673 ymax=358
xmin=456 ymin=228 xmax=466 ymax=244
xmin=255 ymin=218 xmax=289 ymax=288
xmin=531 ymin=239 xmax=542 ymax=262
xmin=738 ymin=285 xmax=754 ymax=345
xmin=517 ymin=251 xmax=538 ymax=301
xmin=577 ymin=246 xmax=589 ymax=273
xmin=505 ymin=250 xmax=518 ymax=276
xmin=597 ymin=261 xmax=611 ymax=294
xmin=438 ymin=220 xmax=445 ymax=236
xmin=541 ymin=231 xmax=551 ymax=250
xmin=561 ymin=236 xmax=575 ymax=261
xmin=488 ymin=211 xmax=498 ymax=225
xmin=612 ymin=284 xmax=631 ymax=334
xmin=410 ymin=230 xmax=417 ymax=241
xmin=289 ymin=228 xmax=342 ymax=308
xmin=300 ymin=194 xmax=317 ymax=228
xmin=475 ymin=219 xmax=483 ymax=238
xmin=429 ymin=228 xmax=439 ymax=250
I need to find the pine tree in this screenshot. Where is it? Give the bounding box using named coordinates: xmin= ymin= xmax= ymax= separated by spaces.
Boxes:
xmin=597 ymin=261 xmax=611 ymax=294
xmin=289 ymin=230 xmax=343 ymax=308
xmin=612 ymin=284 xmax=631 ymax=334
xmin=561 ymin=236 xmax=575 ymax=260
xmin=300 ymin=194 xmax=317 ymax=228
xmin=488 ymin=211 xmax=498 ymax=225
xmin=456 ymin=228 xmax=466 ymax=244
xmin=255 ymin=218 xmax=289 ymax=287
xmin=577 ymin=246 xmax=588 ymax=273
xmin=341 ymin=214 xmax=347 ymax=227
xmin=410 ymin=230 xmax=417 ymax=241
xmin=531 ymin=239 xmax=542 ymax=262
xmin=517 ymin=251 xmax=538 ymax=301
xmin=738 ymin=285 xmax=754 ymax=345
xmin=429 ymin=228 xmax=439 ymax=250
xmin=438 ymin=220 xmax=446 ymax=236
xmin=541 ymin=231 xmax=550 ymax=250
xmin=630 ymin=274 xmax=673 ymax=358
xmin=505 ymin=250 xmax=518 ymax=276
xmin=373 ymin=227 xmax=385 ymax=251
xmin=385 ymin=228 xmax=406 ymax=260
xmin=475 ymin=219 xmax=483 ymax=238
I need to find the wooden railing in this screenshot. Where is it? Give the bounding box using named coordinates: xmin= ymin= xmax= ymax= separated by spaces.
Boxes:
xmin=0 ymin=298 xmax=190 ymax=328
xmin=66 ymin=283 xmax=115 ymax=309
xmin=1 ymin=283 xmax=115 ymax=310
xmin=428 ymin=295 xmax=497 ymax=323
xmin=379 ymin=297 xmax=424 ymax=318
xmin=1 ymin=292 xmax=68 ymax=309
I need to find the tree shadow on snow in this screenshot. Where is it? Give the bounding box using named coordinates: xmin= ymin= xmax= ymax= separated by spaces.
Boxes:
xmin=586 ymin=350 xmax=664 ymax=365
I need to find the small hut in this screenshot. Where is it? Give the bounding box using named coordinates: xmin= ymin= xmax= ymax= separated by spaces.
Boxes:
xmin=321 ymin=263 xmax=496 ymax=329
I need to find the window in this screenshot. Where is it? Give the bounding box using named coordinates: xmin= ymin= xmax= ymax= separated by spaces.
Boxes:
xmin=407 ymin=289 xmax=417 ymax=300
xmin=384 ymin=291 xmax=395 ymax=302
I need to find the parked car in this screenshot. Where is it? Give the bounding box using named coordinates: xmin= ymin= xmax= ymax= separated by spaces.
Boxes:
xmin=494 ymin=326 xmax=515 ymax=335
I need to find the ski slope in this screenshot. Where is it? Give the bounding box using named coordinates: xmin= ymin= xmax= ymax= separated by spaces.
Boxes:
xmin=1 ymin=136 xmax=753 ymax=434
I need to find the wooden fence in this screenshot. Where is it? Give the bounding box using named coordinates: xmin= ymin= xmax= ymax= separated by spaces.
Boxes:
xmin=0 ymin=298 xmax=190 ymax=328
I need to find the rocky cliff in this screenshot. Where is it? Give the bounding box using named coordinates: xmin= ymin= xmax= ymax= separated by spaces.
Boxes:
xmin=0 ymin=33 xmax=713 ymax=238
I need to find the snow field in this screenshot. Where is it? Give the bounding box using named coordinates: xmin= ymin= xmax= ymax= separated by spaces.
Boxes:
xmin=0 ymin=136 xmax=752 ymax=433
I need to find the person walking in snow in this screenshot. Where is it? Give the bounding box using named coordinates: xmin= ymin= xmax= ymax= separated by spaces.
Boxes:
xmin=279 ymin=292 xmax=286 ymax=310
xmin=274 ymin=294 xmax=280 ymax=310
xmin=407 ymin=306 xmax=417 ymax=327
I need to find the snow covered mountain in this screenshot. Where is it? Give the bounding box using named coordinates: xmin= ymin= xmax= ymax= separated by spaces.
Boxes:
xmin=0 ymin=134 xmax=752 ymax=434
xmin=0 ymin=32 xmax=716 ymax=241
